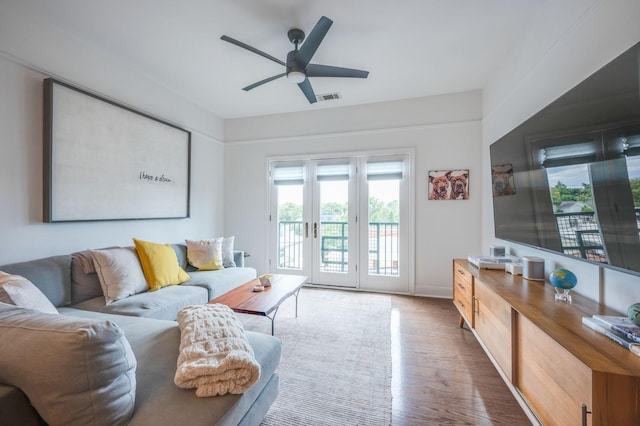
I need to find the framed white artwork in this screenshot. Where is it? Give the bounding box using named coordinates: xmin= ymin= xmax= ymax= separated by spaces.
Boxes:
xmin=43 ymin=78 xmax=191 ymax=222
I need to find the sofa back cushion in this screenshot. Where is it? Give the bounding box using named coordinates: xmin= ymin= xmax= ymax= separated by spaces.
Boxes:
xmin=171 ymin=243 xmax=196 ymax=271
xmin=70 ymin=250 xmax=105 ymax=304
xmin=0 ymin=255 xmax=71 ymax=307
xmin=0 ymin=303 xmax=137 ymax=425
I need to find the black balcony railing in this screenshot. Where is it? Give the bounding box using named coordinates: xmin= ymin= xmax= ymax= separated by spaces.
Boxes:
xmin=320 ymin=221 xmax=349 ymax=272
xmin=554 ymin=208 xmax=640 ymax=263
xmin=554 ymin=211 xmax=606 ymax=262
xmin=278 ymin=221 xmax=304 ymax=270
xmin=368 ymin=222 xmax=399 ymax=276
xmin=277 ymin=220 xmax=399 ymax=276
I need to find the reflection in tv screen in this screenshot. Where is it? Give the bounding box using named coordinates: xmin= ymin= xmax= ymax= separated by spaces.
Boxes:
xmin=490 ymin=41 xmax=640 ymax=276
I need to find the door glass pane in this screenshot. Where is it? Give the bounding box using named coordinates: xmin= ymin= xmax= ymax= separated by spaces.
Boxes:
xmin=319 ymin=179 xmax=349 ymax=273
xmin=277 ymin=184 xmax=304 ymax=270
xmin=368 ymin=178 xmax=400 ymax=276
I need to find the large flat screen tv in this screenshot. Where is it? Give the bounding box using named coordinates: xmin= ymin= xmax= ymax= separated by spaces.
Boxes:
xmin=490 ymin=41 xmax=640 ymax=276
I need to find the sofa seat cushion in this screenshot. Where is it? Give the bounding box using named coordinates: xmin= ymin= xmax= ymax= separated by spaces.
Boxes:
xmin=71 ymin=285 xmax=208 ymax=320
xmin=182 ymin=268 xmax=257 ymax=300
xmin=59 ymin=308 xmax=282 ymax=426
xmin=0 ymin=303 xmax=137 ymax=426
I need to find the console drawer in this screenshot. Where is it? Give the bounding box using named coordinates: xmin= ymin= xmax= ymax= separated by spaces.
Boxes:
xmin=453 ymin=260 xmax=474 ymax=326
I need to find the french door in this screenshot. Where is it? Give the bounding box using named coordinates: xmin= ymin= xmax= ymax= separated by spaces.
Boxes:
xmin=268 ymin=153 xmax=411 ymax=293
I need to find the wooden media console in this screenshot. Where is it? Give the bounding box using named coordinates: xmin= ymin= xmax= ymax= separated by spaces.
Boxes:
xmin=453 ymin=259 xmax=640 ymax=426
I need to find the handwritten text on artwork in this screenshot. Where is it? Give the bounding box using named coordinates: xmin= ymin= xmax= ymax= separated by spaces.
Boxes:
xmin=139 ymin=171 xmax=174 ymax=183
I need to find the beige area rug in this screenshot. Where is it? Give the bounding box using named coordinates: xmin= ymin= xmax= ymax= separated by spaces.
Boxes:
xmin=237 ymin=287 xmax=392 ymax=426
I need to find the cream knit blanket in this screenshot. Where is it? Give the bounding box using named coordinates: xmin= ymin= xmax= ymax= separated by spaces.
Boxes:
xmin=174 ymin=304 xmax=260 ymax=397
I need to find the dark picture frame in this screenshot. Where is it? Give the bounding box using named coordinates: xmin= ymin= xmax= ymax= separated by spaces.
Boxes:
xmin=43 ymin=78 xmax=191 ymax=222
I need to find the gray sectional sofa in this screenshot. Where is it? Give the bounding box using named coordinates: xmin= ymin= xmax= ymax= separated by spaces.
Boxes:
xmin=0 ymin=244 xmax=282 ymax=426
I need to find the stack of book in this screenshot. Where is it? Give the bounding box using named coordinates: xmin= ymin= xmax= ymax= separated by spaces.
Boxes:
xmin=582 ymin=315 xmax=640 ymax=356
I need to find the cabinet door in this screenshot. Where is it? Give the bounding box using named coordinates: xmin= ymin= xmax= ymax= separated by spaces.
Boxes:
xmin=515 ymin=314 xmax=592 ymax=426
xmin=474 ymin=279 xmax=512 ymax=381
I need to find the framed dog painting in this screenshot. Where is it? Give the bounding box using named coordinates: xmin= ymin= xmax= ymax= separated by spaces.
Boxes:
xmin=491 ymin=164 xmax=516 ymax=197
xmin=428 ymin=169 xmax=469 ymax=200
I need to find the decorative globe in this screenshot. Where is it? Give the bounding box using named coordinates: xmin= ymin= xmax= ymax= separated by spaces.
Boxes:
xmin=549 ymin=269 xmax=578 ymax=290
xmin=627 ymin=303 xmax=640 ymax=326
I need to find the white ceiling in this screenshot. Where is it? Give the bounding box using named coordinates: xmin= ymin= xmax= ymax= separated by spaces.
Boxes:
xmin=2 ymin=0 xmax=548 ymax=119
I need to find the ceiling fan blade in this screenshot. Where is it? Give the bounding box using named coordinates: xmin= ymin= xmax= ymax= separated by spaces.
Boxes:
xmin=242 ymin=73 xmax=286 ymax=91
xmin=306 ymin=64 xmax=369 ymax=79
xmin=297 ymin=78 xmax=317 ymax=104
xmin=294 ymin=16 xmax=332 ymax=68
xmin=221 ymin=35 xmax=285 ymax=66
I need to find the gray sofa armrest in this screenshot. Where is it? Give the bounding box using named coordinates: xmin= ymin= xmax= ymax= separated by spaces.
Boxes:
xmin=233 ymin=251 xmax=246 ymax=268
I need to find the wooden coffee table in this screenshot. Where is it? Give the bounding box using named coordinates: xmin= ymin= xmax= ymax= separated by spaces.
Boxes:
xmin=209 ymin=274 xmax=308 ymax=335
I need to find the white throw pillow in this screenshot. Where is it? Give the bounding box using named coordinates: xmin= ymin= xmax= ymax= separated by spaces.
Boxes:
xmin=0 ymin=272 xmax=58 ymax=314
xmin=90 ymin=247 xmax=149 ymax=305
xmin=221 ymin=236 xmax=236 ymax=268
xmin=185 ymin=238 xmax=224 ymax=271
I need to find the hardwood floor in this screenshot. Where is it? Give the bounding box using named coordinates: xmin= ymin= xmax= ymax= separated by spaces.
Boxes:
xmin=389 ymin=295 xmax=531 ymax=425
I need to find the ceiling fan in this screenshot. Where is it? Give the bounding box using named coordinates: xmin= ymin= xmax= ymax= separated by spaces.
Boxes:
xmin=221 ymin=16 xmax=369 ymax=104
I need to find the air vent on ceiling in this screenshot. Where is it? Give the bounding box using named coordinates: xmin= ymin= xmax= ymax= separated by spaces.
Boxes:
xmin=316 ymin=92 xmax=342 ymax=102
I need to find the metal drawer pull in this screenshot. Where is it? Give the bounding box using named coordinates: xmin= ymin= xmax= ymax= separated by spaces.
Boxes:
xmin=581 ymin=403 xmax=591 ymax=426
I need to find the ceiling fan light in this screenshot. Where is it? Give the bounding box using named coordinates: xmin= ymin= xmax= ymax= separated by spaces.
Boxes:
xmin=287 ymin=71 xmax=306 ymax=84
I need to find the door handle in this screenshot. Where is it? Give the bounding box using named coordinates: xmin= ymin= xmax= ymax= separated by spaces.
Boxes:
xmin=305 ymin=222 xmax=309 ymax=238
xmin=313 ymin=222 xmax=318 ymax=238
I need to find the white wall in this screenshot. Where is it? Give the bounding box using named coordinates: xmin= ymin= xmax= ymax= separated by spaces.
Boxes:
xmin=482 ymin=0 xmax=640 ymax=312
xmin=0 ymin=20 xmax=226 ymax=264
xmin=225 ymin=92 xmax=483 ymax=297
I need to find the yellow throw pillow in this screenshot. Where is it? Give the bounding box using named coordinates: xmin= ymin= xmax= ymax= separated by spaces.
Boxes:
xmin=185 ymin=238 xmax=224 ymax=271
xmin=132 ymin=238 xmax=190 ymax=291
